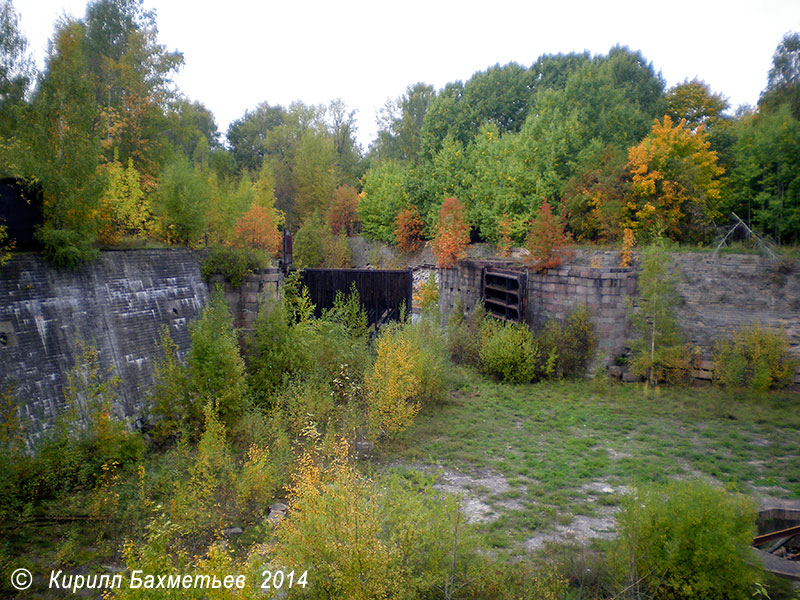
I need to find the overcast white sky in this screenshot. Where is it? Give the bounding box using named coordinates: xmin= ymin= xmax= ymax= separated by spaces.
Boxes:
xmin=15 ymin=0 xmax=800 ymax=150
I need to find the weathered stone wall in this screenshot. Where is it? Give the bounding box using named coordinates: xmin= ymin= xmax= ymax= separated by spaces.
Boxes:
xmin=670 ymin=254 xmax=800 ymax=359
xmin=526 ymin=264 xmax=636 ymax=366
xmin=438 ymin=251 xmax=800 ymax=374
xmin=207 ymin=268 xmax=282 ymax=330
xmin=0 ymin=250 xmax=209 ymax=444
xmin=438 ymin=261 xmax=485 ymax=318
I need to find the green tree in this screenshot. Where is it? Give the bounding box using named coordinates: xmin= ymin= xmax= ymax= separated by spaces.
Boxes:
xmin=628 ymin=242 xmax=684 ymax=385
xmin=186 ymin=288 xmax=250 ymax=428
xmin=292 ymin=129 xmax=338 ymax=228
xmin=154 ymin=153 xmax=209 ymax=245
xmin=325 ymin=98 xmax=362 ymax=184
xmin=83 ymin=0 xmax=183 ymax=185
xmin=374 ymin=82 xmax=435 ymax=163
xmin=162 ymin=97 xmax=220 ymax=157
xmin=760 ymin=31 xmax=800 ymax=118
xmin=0 ymin=0 xmax=33 ymax=140
xmin=462 ymin=123 xmax=539 ymax=242
xmin=420 ymin=63 xmax=536 ymax=158
xmin=727 ymin=104 xmax=800 ymax=243
xmin=21 ymin=19 xmax=103 ymax=268
xmin=666 ymin=78 xmax=729 ymax=131
xmin=530 ymin=51 xmax=591 ymax=91
xmin=412 ymin=134 xmax=469 ymax=227
xmin=359 ymin=160 xmax=410 ymax=242
xmin=226 ymin=101 xmax=286 ymax=172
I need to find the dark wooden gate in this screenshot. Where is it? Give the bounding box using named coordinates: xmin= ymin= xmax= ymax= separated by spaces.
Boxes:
xmin=483 ymin=267 xmax=527 ymax=322
xmin=298 ymin=269 xmax=412 ymax=328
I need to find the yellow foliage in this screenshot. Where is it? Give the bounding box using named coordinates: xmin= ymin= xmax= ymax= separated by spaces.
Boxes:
xmin=625 ymin=115 xmax=724 ymax=242
xmin=98 ymin=156 xmax=150 ymax=244
xmin=413 ymin=272 xmax=439 ymax=314
xmin=618 ymin=227 xmax=636 ymax=268
xmin=276 ymin=438 xmax=402 ymax=600
xmin=364 ymin=328 xmax=422 ymax=439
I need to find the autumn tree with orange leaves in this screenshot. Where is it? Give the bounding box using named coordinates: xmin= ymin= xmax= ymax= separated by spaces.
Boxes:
xmin=626 ymin=115 xmax=724 ymax=242
xmin=327 ymin=184 xmax=360 ymax=235
xmin=394 ymin=205 xmax=425 ymax=253
xmin=431 ymin=197 xmax=470 ymax=268
xmin=524 ymin=201 xmax=573 ymax=272
xmin=230 ymin=204 xmax=282 ymax=256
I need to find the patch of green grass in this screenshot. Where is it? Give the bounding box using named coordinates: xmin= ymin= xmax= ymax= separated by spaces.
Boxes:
xmin=376 ymin=371 xmax=800 ymax=545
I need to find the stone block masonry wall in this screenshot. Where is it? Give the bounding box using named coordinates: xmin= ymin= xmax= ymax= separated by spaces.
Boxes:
xmin=670 ymin=254 xmax=800 ymax=359
xmin=526 ymin=265 xmax=636 ymax=366
xmin=438 ymin=251 xmax=800 ymax=376
xmin=438 ymin=261 xmax=485 ymax=319
xmin=0 ymin=250 xmax=209 ymax=445
xmin=207 ymin=268 xmax=282 ymax=330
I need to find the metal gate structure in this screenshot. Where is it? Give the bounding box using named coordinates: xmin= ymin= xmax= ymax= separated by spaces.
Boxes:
xmin=297 ymin=268 xmax=413 ymax=329
xmin=482 ymin=266 xmax=527 ymax=322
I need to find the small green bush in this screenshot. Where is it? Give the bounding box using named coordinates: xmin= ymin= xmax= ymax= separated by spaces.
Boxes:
xmin=615 ymin=479 xmax=761 ymax=600
xmin=200 ymin=245 xmax=268 ymax=288
xmin=539 ymin=305 xmax=597 ymax=379
xmin=714 ymin=323 xmax=798 ymax=391
xmin=447 ymin=300 xmax=485 ymax=368
xmin=321 ymin=282 xmax=368 ymax=339
xmin=394 ymin=316 xmax=450 ymax=406
xmin=186 ymin=288 xmax=251 ymax=428
xmin=479 ymin=318 xmax=541 ymax=383
xmin=36 ymin=226 xmax=99 ymax=270
xmin=631 ymin=343 xmax=698 ymax=386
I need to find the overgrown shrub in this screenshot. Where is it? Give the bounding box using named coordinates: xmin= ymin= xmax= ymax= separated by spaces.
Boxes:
xmin=395 ymin=316 xmax=450 ymax=405
xmin=36 ymin=226 xmax=99 ymax=270
xmin=201 ymin=245 xmax=268 ymax=288
xmin=479 ymin=318 xmax=544 ymax=383
xmin=365 ymin=326 xmax=423 ymax=438
xmin=447 ymin=300 xmax=485 ymax=368
xmin=186 ymin=288 xmax=251 ymax=428
xmin=321 ymin=282 xmax=369 ymax=338
xmin=714 ymin=323 xmax=798 ymax=391
xmin=539 ymin=305 xmax=597 ymax=379
xmin=614 ymin=479 xmax=761 ymax=600
xmin=149 ymin=325 xmax=190 ymax=444
xmin=274 ymin=441 xmax=479 ymax=600
xmin=414 ymin=271 xmax=439 ymax=314
xmin=362 ymin=316 xmax=449 ymax=439
xmin=631 ymin=343 xmax=699 ymax=386
xmin=152 ymin=288 xmax=251 ymax=439
xmin=248 ymin=281 xmax=370 ymax=402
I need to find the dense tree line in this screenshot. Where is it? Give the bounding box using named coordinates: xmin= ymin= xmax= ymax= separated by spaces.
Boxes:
xmin=363 ymin=39 xmax=800 ymax=248
xmin=1 ymin=0 xmax=799 ymax=268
